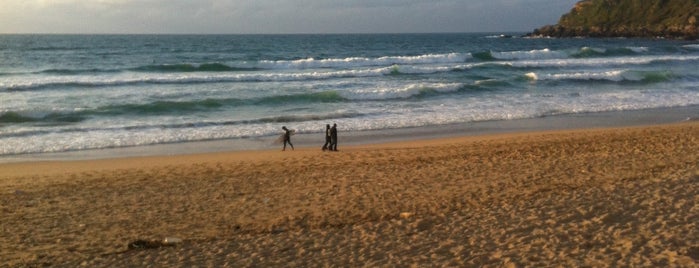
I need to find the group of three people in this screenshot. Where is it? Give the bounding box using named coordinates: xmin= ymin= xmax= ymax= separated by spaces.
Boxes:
xmin=281 ymin=123 xmax=338 ymax=151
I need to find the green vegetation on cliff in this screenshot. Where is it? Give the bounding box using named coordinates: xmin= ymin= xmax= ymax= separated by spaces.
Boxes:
xmin=530 ymin=0 xmax=699 ymax=39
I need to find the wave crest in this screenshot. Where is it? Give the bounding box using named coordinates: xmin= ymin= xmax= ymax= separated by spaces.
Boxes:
xmin=525 ymin=70 xmax=673 ymax=83
xmin=339 ymin=83 xmax=464 ymax=100
xmin=132 ymin=63 xmax=256 ymax=72
xmin=257 ymin=53 xmax=472 ymax=69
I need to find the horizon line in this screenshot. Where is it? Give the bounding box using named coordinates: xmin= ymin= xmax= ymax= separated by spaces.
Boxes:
xmin=0 ymin=31 xmax=530 ymax=36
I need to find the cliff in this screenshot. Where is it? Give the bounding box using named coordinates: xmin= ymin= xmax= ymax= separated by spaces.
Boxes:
xmin=529 ymin=0 xmax=699 ymax=39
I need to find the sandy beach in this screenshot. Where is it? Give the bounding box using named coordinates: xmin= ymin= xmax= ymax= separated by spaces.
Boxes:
xmin=1 ymin=122 xmax=698 ymax=267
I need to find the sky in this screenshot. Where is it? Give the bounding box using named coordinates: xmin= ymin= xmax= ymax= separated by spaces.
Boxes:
xmin=0 ymin=0 xmax=580 ymax=34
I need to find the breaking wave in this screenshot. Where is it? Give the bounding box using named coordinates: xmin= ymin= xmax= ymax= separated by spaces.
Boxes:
xmin=525 ymin=70 xmax=673 ymax=83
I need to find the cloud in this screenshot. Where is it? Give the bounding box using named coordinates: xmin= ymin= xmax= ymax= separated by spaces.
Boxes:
xmin=0 ymin=0 xmax=579 ymax=34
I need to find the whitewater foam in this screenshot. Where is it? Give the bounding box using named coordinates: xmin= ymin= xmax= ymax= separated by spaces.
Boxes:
xmin=256 ymin=53 xmax=472 ymax=69
xmin=6 ymin=54 xmax=697 ymax=92
xmin=2 ymin=34 xmax=699 ymax=157
xmin=491 ymin=48 xmax=568 ymax=60
xmin=338 ymin=83 xmax=464 ymax=100
xmin=527 ymin=69 xmax=679 ymax=83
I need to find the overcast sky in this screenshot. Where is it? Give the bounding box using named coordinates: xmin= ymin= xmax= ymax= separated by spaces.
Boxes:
xmin=0 ymin=0 xmax=580 ymax=34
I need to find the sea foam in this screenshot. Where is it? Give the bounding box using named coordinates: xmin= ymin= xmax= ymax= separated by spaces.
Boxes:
xmin=2 ymin=34 xmax=698 ymax=157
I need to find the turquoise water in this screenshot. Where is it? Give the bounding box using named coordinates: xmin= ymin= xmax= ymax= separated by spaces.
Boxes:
xmin=1 ymin=34 xmax=698 ymax=155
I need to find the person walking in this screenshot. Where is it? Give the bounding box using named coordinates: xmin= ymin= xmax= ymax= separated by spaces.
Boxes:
xmin=282 ymin=126 xmax=294 ymax=151
xmin=322 ymin=124 xmax=331 ymax=151
xmin=330 ymin=123 xmax=338 ymax=151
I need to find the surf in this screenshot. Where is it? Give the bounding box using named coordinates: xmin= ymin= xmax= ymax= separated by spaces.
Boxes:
xmin=132 ymin=63 xmax=257 ymax=73
xmin=2 ymin=34 xmax=699 ymax=158
xmin=524 ymin=70 xmax=675 ymax=84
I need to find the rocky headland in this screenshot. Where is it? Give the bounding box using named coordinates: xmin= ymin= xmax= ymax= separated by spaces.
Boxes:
xmin=529 ymin=0 xmax=699 ymax=39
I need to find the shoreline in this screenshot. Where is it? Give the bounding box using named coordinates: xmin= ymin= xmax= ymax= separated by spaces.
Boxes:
xmin=1 ymin=105 xmax=697 ymax=164
xmin=1 ymin=117 xmax=697 ymax=266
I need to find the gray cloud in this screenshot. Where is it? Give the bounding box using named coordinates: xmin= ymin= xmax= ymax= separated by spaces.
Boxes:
xmin=0 ymin=0 xmax=579 ymax=34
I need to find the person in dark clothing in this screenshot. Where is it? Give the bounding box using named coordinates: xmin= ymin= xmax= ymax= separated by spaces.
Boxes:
xmin=322 ymin=124 xmax=331 ymax=151
xmin=282 ymin=126 xmax=294 ymax=151
xmin=329 ymin=123 xmax=338 ymax=151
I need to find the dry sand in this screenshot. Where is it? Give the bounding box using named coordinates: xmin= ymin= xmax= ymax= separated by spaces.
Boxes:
xmin=1 ymin=122 xmax=698 ymax=267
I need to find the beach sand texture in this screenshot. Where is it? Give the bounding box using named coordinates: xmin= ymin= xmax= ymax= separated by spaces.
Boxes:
xmin=1 ymin=123 xmax=698 ymax=267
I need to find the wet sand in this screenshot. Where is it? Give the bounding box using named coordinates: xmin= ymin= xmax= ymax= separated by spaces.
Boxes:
xmin=1 ymin=122 xmax=698 ymax=267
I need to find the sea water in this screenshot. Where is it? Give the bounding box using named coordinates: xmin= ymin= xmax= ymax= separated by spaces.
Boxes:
xmin=1 ymin=34 xmax=698 ymax=156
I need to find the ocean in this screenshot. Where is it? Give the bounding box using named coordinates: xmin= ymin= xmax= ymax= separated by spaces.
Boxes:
xmin=1 ymin=33 xmax=698 ymax=157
